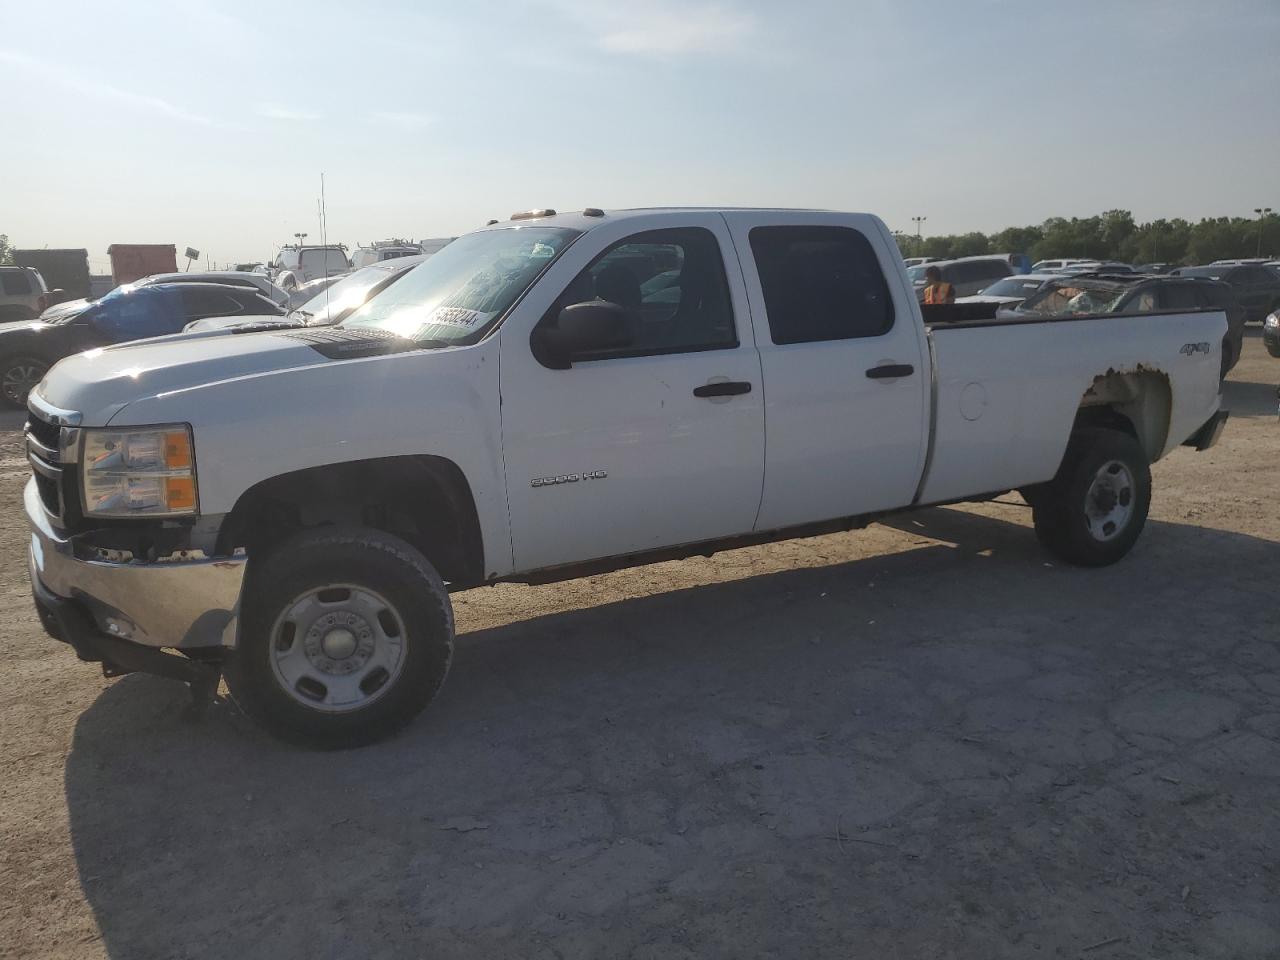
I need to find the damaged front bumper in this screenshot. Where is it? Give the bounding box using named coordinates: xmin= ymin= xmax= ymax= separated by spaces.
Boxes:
xmin=25 ymin=478 xmax=246 ymax=653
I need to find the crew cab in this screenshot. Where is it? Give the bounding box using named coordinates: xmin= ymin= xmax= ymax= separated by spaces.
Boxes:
xmin=25 ymin=208 xmax=1229 ymax=748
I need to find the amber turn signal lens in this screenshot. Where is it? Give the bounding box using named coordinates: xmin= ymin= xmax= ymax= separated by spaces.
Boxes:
xmin=164 ymin=430 xmax=193 ymax=469
xmin=165 ymin=476 xmax=196 ymax=510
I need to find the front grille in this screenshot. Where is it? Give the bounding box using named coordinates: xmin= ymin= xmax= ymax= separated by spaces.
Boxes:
xmin=25 ymin=403 xmax=70 ymax=523
xmin=33 ymin=470 xmax=60 ymax=516
xmin=25 ymin=413 xmax=59 ymax=451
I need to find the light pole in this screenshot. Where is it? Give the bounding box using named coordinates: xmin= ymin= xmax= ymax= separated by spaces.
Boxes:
xmin=911 ymin=216 xmax=927 ymax=255
xmin=1254 ymin=208 xmax=1272 ymax=258
xmin=293 ymin=232 xmax=308 ymax=248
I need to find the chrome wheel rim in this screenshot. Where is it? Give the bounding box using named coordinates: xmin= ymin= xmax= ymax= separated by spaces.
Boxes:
xmin=1084 ymin=460 xmax=1134 ymax=542
xmin=269 ymin=584 xmax=407 ymax=713
xmin=2 ymin=361 xmax=46 ymax=405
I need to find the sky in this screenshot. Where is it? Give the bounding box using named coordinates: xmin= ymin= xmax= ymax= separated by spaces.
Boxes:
xmin=3 ymin=0 xmax=1278 ymax=272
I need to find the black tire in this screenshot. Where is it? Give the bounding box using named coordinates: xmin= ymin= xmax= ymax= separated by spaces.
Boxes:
xmin=1220 ymin=337 xmax=1233 ymax=380
xmin=225 ymin=527 xmax=454 ymax=749
xmin=1031 ymin=427 xmax=1151 ymax=567
xmin=0 ymin=355 xmax=50 ymax=409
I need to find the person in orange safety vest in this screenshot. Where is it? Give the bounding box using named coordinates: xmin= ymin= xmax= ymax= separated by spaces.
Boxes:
xmin=921 ymin=265 xmax=955 ymax=304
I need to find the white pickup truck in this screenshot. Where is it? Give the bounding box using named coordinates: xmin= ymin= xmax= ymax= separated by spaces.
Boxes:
xmin=25 ymin=208 xmax=1229 ymax=747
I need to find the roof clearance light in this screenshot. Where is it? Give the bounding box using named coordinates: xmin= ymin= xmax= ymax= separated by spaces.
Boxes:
xmin=510 ymin=209 xmax=556 ymax=221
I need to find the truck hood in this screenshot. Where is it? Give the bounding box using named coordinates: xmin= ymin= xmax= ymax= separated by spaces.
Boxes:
xmin=37 ymin=330 xmax=332 ymax=424
xmin=0 ymin=319 xmax=52 ymax=337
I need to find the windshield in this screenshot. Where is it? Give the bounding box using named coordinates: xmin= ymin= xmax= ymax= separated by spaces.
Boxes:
xmin=341 ymin=227 xmax=580 ymax=342
xmin=1019 ymin=280 xmax=1130 ymax=316
xmin=294 ymin=261 xmax=417 ymax=325
xmin=979 ymin=277 xmax=1046 ymax=298
xmin=301 ymin=249 xmax=350 ymax=275
xmin=907 ymin=266 xmax=929 ymax=282
xmin=1177 ymin=267 xmax=1224 ymax=279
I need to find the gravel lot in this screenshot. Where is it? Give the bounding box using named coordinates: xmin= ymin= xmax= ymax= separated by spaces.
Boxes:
xmin=1 ymin=331 xmax=1277 ymax=960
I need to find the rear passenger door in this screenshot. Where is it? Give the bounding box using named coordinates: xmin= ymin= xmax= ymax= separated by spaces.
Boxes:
xmin=724 ymin=213 xmax=930 ymax=530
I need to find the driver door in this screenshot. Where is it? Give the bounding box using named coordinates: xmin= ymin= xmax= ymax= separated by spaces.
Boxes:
xmin=499 ymin=214 xmax=766 ymax=573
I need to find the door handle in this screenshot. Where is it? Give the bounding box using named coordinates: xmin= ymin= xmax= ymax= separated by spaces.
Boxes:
xmin=865 ymin=363 xmax=914 ymax=380
xmin=693 ymin=380 xmax=752 ymax=398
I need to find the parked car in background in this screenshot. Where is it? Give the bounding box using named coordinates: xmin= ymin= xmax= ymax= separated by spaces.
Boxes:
xmin=1059 ymin=262 xmax=1135 ymax=276
xmin=1263 ymin=311 xmax=1279 ymax=357
xmin=230 ymin=262 xmax=268 ymax=274
xmin=1134 ymin=263 xmax=1176 ymax=274
xmin=1170 ymin=264 xmax=1280 ymax=322
xmin=417 ymin=237 xmax=455 ymax=256
xmin=0 ymin=283 xmax=283 ymax=407
xmin=133 ymin=271 xmax=289 ymax=306
xmin=1015 ymin=273 xmax=1245 ymax=376
xmin=0 ymin=266 xmax=51 ymax=322
xmin=987 ymin=252 xmax=1032 ymax=274
xmin=1031 ymin=258 xmax=1093 ymax=272
xmin=36 ymin=271 xmax=290 ymax=323
xmin=350 ymin=240 xmax=424 ymax=269
xmin=907 ymin=255 xmax=1015 ymax=299
xmin=187 ymin=255 xmax=427 ymax=333
xmin=270 ymin=245 xmax=350 ymax=292
xmin=903 ymin=256 xmax=942 ymax=268
xmin=284 ymin=275 xmax=344 ymax=310
xmin=955 ymin=273 xmax=1066 ymax=310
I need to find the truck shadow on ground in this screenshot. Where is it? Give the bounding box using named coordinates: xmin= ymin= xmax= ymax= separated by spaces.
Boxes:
xmin=63 ymin=507 xmax=1280 ymax=959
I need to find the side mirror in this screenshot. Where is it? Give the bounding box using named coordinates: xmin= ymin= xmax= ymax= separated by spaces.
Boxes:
xmin=532 ymin=301 xmax=633 ymax=369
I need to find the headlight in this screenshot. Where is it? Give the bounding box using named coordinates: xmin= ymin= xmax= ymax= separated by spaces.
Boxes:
xmin=80 ymin=425 xmax=198 ymax=517
xmin=1265 ymin=312 xmax=1279 ymax=330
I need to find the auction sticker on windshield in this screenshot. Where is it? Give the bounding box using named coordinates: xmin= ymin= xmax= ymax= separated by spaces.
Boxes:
xmin=427 ymin=306 xmax=493 ymax=328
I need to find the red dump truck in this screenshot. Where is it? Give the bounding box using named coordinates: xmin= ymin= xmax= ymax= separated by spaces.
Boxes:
xmin=107 ymin=244 xmax=178 ymax=285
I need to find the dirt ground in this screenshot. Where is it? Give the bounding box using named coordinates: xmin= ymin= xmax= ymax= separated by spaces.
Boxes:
xmin=1 ymin=331 xmax=1277 ymax=960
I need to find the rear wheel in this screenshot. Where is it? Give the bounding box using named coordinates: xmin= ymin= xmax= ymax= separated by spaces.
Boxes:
xmin=226 ymin=527 xmax=454 ymax=748
xmin=1031 ymin=427 xmax=1151 ymax=567
xmin=0 ymin=356 xmax=49 ymax=408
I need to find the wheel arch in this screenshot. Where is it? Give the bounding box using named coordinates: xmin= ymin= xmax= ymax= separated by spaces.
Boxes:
xmin=1075 ymin=368 xmax=1172 ymax=464
xmin=217 ymin=455 xmax=485 ymax=587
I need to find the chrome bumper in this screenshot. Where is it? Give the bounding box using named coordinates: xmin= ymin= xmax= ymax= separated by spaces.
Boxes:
xmin=25 ymin=479 xmax=246 ymax=649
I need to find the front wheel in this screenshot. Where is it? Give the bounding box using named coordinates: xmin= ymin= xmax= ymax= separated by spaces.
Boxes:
xmin=0 ymin=356 xmax=49 ymax=408
xmin=226 ymin=527 xmax=455 ymax=748
xmin=1031 ymin=427 xmax=1152 ymax=567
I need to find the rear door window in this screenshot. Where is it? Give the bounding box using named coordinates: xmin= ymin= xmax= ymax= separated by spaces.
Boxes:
xmin=975 ymin=260 xmax=1011 ymax=282
xmin=749 ymin=226 xmax=893 ymax=344
xmin=301 ymin=249 xmax=349 ymax=275
xmin=181 ymin=288 xmax=243 ymax=318
xmin=1157 ymin=284 xmax=1200 ymax=310
xmin=1 ymin=271 xmax=31 ymax=296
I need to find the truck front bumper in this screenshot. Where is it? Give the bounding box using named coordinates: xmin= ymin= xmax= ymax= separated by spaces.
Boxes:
xmin=25 ymin=478 xmax=246 ymax=651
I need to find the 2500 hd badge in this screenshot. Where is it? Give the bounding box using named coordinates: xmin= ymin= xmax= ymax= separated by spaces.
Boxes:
xmin=531 ymin=470 xmax=608 ymax=488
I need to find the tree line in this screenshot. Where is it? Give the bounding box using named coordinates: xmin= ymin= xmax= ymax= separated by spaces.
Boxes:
xmin=894 ymin=210 xmax=1278 ymax=265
